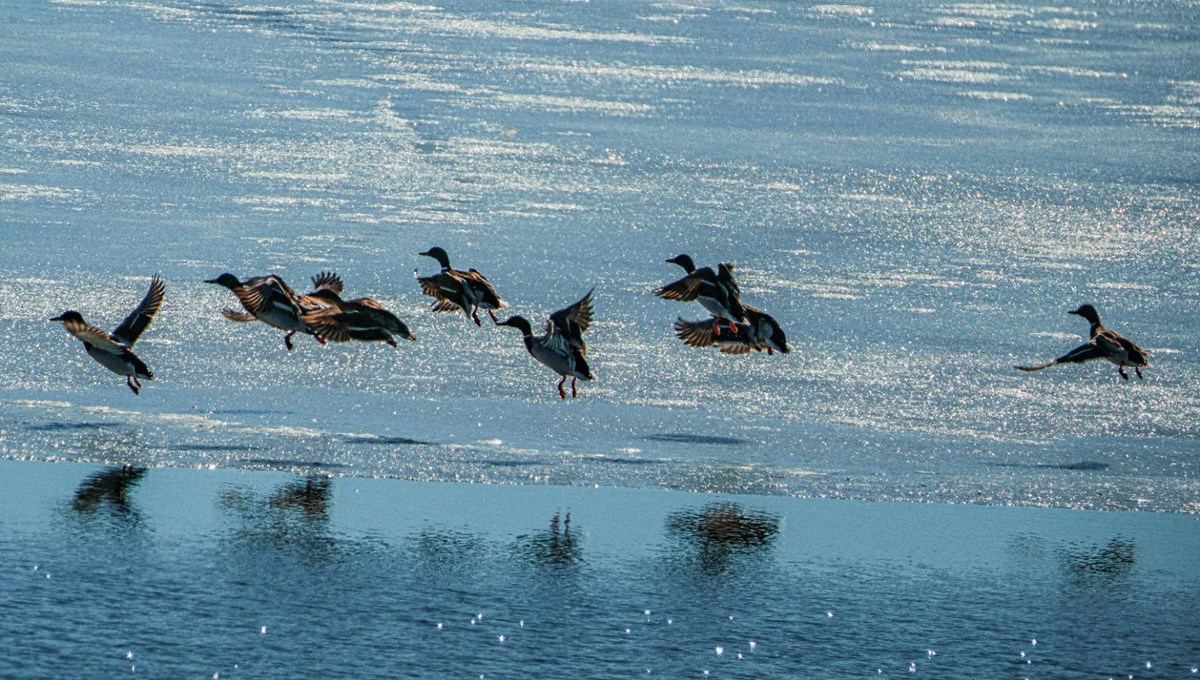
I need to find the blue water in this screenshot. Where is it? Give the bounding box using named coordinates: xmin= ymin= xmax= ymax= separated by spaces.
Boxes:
xmin=1 ymin=0 xmax=1198 ymax=674
xmin=3 ymin=461 xmax=1199 ymax=678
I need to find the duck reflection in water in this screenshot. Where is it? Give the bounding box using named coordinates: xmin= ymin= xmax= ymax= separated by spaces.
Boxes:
xmin=665 ymin=502 xmax=780 ymax=576
xmin=269 ymin=474 xmax=331 ymax=518
xmin=71 ymin=465 xmax=147 ymax=518
xmin=220 ymin=474 xmax=342 ymax=562
xmin=1061 ymin=537 xmax=1136 ymax=584
xmin=517 ymin=512 xmax=582 ymax=568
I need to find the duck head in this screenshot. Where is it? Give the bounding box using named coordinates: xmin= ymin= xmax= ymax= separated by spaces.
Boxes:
xmin=495 ymin=315 xmax=534 ymax=336
xmin=419 ymin=247 xmax=452 ymax=270
xmin=666 ymin=254 xmax=696 ymax=274
xmin=204 ymin=273 xmax=243 ymax=290
xmin=50 ymin=310 xmax=84 ymax=324
xmin=1069 ymin=304 xmax=1101 ymax=325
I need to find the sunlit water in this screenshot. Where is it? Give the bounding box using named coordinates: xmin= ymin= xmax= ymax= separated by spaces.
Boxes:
xmin=0 ymin=0 xmax=1198 ymax=673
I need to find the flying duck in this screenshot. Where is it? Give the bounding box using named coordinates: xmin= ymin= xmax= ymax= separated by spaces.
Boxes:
xmin=654 ymin=254 xmax=747 ymax=334
xmin=674 ymin=305 xmax=790 ymax=355
xmin=51 ymin=275 xmax=165 ymax=394
xmin=1017 ymin=304 xmax=1151 ymax=380
xmin=415 ymin=247 xmax=507 ymax=325
xmin=205 ymin=273 xmax=327 ymax=350
xmin=494 ymin=289 xmax=595 ymax=399
xmin=301 ymin=272 xmax=415 ymax=347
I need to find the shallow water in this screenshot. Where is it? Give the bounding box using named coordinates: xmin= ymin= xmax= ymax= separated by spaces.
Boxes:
xmin=2 ymin=461 xmax=1199 ymax=678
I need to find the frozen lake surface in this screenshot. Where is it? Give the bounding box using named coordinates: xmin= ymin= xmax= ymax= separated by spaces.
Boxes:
xmin=1 ymin=0 xmax=1197 ymax=509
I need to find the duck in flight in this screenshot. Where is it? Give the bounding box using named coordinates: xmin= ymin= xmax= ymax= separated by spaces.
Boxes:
xmin=494 ymin=289 xmax=595 ymax=399
xmin=205 ymin=273 xmax=327 ymax=350
xmin=51 ymin=275 xmax=165 ymax=394
xmin=674 ymin=305 xmax=790 ymax=356
xmin=416 ymin=247 xmax=507 ymax=326
xmin=301 ymin=272 xmax=415 ymax=347
xmin=654 ymin=254 xmax=747 ymax=335
xmin=1017 ymin=304 xmax=1150 ymax=380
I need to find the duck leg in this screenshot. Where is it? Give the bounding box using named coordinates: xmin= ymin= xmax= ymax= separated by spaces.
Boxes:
xmin=488 ymin=309 xmax=500 ymax=324
xmin=728 ymin=320 xmax=738 ymax=334
xmin=386 ymin=337 xmax=398 ymax=348
xmin=1135 ymin=367 xmax=1144 ymax=379
xmin=711 ymin=319 xmax=722 ymax=337
xmin=571 ymin=377 xmax=578 ymax=398
xmin=125 ymin=377 xmax=140 ymax=395
xmin=1118 ymin=366 xmax=1129 ymax=381
xmin=557 ymin=376 xmax=568 ymax=400
xmin=284 ymin=331 xmax=296 ymax=351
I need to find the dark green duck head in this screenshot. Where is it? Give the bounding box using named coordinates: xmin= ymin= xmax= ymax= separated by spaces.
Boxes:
xmin=1069 ymin=304 xmax=1101 ymax=326
xmin=419 ymin=247 xmax=452 ymax=270
xmin=665 ymin=254 xmax=696 ymax=274
xmin=495 ymin=315 xmax=534 ymax=336
xmin=204 ymin=273 xmax=243 ymax=290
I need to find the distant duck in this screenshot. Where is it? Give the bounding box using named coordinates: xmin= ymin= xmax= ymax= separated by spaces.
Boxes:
xmin=654 ymin=254 xmax=747 ymax=335
xmin=415 ymin=247 xmax=507 ymax=325
xmin=495 ymin=289 xmax=595 ymax=399
xmin=205 ymin=273 xmax=326 ymax=350
xmin=301 ymin=272 xmax=416 ymax=347
xmin=51 ymin=275 xmax=165 ymax=394
xmin=1017 ymin=304 xmax=1150 ymax=380
xmin=674 ymin=305 xmax=790 ymax=356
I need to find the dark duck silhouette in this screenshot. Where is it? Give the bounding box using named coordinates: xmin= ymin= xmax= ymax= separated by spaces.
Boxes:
xmin=1017 ymin=304 xmax=1150 ymax=380
xmin=654 ymin=254 xmax=747 ymax=335
xmin=415 ymin=247 xmax=507 ymax=325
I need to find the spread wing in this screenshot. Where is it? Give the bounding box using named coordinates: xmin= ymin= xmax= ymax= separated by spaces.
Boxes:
xmin=222 ymin=309 xmax=257 ymax=322
xmin=310 ymin=271 xmax=344 ymax=295
xmin=673 ymin=317 xmax=756 ymax=354
xmin=654 ymin=274 xmax=702 ymax=302
xmin=111 ymin=275 xmax=165 ymax=347
xmin=549 ymin=289 xmax=594 ymax=336
xmin=234 ymin=277 xmax=301 ymax=317
xmin=1017 ymin=340 xmax=1105 ymax=371
xmin=62 ymin=318 xmax=127 ymax=354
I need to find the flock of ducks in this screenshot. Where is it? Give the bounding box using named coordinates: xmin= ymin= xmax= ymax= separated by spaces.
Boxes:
xmin=48 ymin=249 xmax=1151 ymax=398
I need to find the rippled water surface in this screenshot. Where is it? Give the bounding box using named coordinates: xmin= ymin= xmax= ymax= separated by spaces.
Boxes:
xmin=3 ymin=462 xmax=1199 ymax=678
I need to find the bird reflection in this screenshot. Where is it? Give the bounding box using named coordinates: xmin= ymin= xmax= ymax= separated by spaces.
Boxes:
xmin=219 ymin=474 xmax=343 ymax=563
xmin=71 ymin=465 xmax=147 ymax=517
xmin=516 ymin=512 xmax=582 ymax=568
xmin=1061 ymin=537 xmax=1136 ymax=582
xmin=665 ymin=502 xmax=780 ymax=576
xmin=269 ymin=475 xmax=331 ymax=518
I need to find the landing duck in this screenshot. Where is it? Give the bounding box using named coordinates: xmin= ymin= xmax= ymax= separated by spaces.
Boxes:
xmin=674 ymin=305 xmax=790 ymax=355
xmin=654 ymin=254 xmax=747 ymax=334
xmin=301 ymin=272 xmax=415 ymax=347
xmin=1017 ymin=304 xmax=1151 ymax=380
xmin=494 ymin=289 xmax=595 ymax=399
xmin=415 ymin=247 xmax=507 ymax=325
xmin=205 ymin=273 xmax=327 ymax=350
xmin=51 ymin=275 xmax=165 ymax=394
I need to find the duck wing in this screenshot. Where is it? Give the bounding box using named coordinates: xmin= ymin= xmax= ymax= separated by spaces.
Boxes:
xmin=654 ymin=274 xmax=703 ymax=302
xmin=549 ymin=289 xmax=594 ymax=338
xmin=673 ymin=317 xmax=756 ymax=353
xmin=62 ymin=318 xmax=128 ymax=354
xmin=1017 ymin=340 xmax=1105 ymax=371
xmin=111 ymin=275 xmax=165 ymax=347
xmin=463 ymin=269 xmax=507 ymax=309
xmin=310 ymin=271 xmax=344 ymax=295
xmin=235 ymin=277 xmax=302 ymax=318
